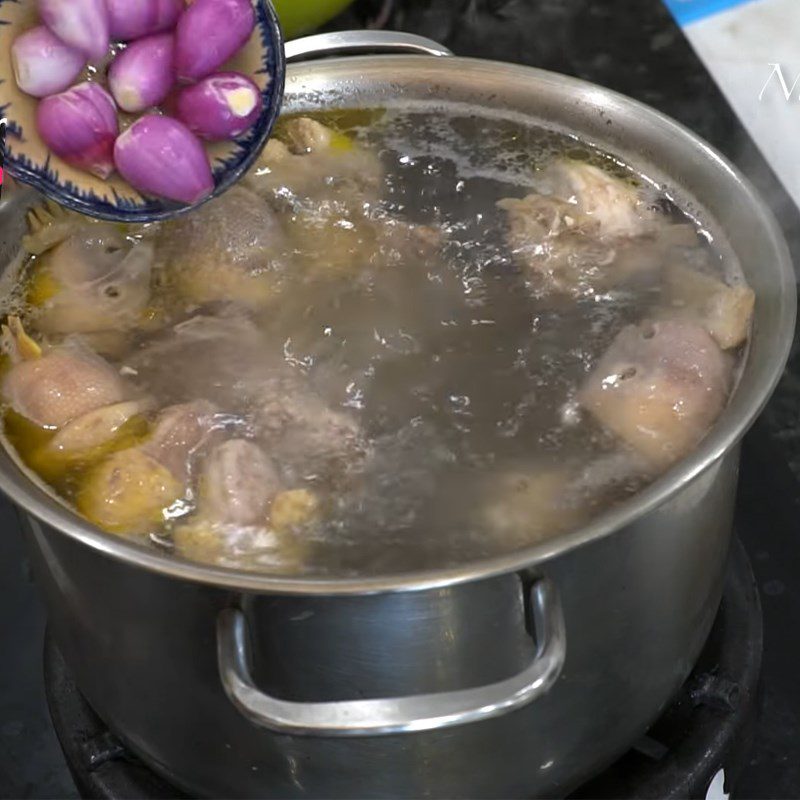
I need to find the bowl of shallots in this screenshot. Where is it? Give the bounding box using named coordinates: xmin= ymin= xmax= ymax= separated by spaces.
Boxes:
xmin=0 ymin=0 xmax=285 ymax=221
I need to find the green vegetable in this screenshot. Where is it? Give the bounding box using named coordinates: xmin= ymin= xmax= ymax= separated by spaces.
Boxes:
xmin=272 ymin=0 xmax=355 ymax=39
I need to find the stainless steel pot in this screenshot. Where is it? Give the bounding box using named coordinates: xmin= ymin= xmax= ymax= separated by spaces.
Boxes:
xmin=2 ymin=31 xmax=796 ymax=799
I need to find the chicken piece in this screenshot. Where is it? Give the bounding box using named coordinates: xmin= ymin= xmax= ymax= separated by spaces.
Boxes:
xmin=175 ymin=477 xmax=318 ymax=569
xmin=480 ymin=467 xmax=589 ymax=546
xmin=157 ymin=186 xmax=287 ymax=309
xmin=283 ymin=117 xmax=346 ymax=154
xmin=498 ymin=159 xmax=662 ymax=297
xmin=568 ymin=451 xmax=653 ymax=499
xmin=256 ymin=377 xmax=368 ymax=482
xmin=283 ymin=199 xmax=444 ymax=280
xmin=244 ymin=117 xmax=383 ymax=208
xmin=172 ymin=523 xmax=228 ymax=565
xmin=284 ymin=200 xmax=379 ymax=278
xmin=40 ymin=398 xmax=152 ymax=465
xmin=477 ymin=451 xmax=654 ymax=548
xmin=1 ymin=324 xmax=127 ymax=428
xmin=497 ymin=195 xmax=673 ymax=298
xmin=141 ymin=400 xmax=218 ymax=483
xmin=664 ymin=263 xmax=755 ymax=350
xmin=29 ymin=224 xmax=153 ymax=335
xmin=246 ymin=118 xmax=436 ymax=280
xmin=579 ymin=319 xmax=732 ymax=467
xmin=270 ymin=488 xmax=320 ymax=534
xmin=373 ymin=216 xmax=445 ymax=263
xmin=23 ymin=200 xmax=84 ymax=256
xmin=76 ymin=401 xmax=217 ymax=535
xmin=498 ymin=194 xmax=616 ymax=295
xmin=124 ymin=314 xmax=283 ymax=408
xmin=534 ymin=159 xmax=653 ymax=239
xmin=197 ymin=439 xmax=282 ymax=527
xmin=77 ymin=448 xmax=184 ymax=535
xmin=172 ymin=520 xmax=307 ymax=570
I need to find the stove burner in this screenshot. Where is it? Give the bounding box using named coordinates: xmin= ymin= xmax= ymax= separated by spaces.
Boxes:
xmin=44 ymin=538 xmax=761 ymax=800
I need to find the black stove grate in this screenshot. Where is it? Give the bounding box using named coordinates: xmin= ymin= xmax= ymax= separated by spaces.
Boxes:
xmin=44 ymin=538 xmax=761 ymax=800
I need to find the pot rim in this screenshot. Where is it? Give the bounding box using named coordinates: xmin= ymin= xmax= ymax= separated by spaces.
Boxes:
xmin=5 ymin=55 xmax=797 ymax=595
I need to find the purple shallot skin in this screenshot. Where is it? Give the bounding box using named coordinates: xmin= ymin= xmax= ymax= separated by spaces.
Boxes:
xmin=174 ymin=0 xmax=255 ymax=81
xmin=175 ymin=72 xmax=262 ymax=140
xmin=107 ymin=0 xmax=184 ymax=41
xmin=108 ymin=33 xmax=176 ymax=113
xmin=37 ymin=82 xmax=119 ymax=179
xmin=114 ymin=114 xmax=215 ymax=204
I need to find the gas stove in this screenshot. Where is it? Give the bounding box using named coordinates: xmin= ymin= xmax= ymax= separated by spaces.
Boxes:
xmin=1 ymin=0 xmax=799 ymax=798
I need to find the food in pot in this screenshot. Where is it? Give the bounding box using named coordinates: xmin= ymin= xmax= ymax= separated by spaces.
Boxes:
xmin=578 ymin=319 xmax=732 ymax=467
xmin=76 ymin=399 xmax=216 ymax=533
xmin=26 ymin=221 xmax=154 ymax=335
xmin=154 ymin=185 xmax=286 ymax=307
xmin=1 ymin=321 xmax=129 ymax=427
xmin=0 ymin=111 xmax=755 ymax=575
xmin=663 ymin=262 xmax=755 ymax=349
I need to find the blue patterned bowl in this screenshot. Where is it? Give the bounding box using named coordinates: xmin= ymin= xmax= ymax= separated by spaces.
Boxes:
xmin=0 ymin=0 xmax=285 ymax=222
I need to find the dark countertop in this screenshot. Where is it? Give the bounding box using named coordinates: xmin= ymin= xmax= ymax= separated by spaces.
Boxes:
xmin=1 ymin=0 xmax=799 ymax=797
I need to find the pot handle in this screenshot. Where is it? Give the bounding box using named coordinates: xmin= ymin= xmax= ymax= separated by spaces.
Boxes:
xmin=217 ymin=577 xmax=566 ymax=737
xmin=284 ymin=30 xmax=453 ymax=62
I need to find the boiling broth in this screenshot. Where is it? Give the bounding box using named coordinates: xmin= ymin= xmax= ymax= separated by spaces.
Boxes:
xmin=0 ymin=108 xmax=752 ymax=577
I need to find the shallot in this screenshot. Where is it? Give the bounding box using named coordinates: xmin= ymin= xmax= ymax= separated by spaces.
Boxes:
xmin=11 ymin=26 xmax=86 ymax=98
xmin=174 ymin=0 xmax=255 ymax=81
xmin=114 ymin=115 xmax=214 ymax=204
xmin=38 ymin=0 xmax=110 ymax=61
xmin=37 ymin=82 xmax=118 ymax=179
xmin=107 ymin=0 xmax=184 ymax=41
xmin=175 ymin=72 xmax=261 ymax=140
xmin=108 ymin=34 xmax=175 ymax=113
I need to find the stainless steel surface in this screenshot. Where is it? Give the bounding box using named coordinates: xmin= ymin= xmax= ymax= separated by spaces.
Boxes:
xmin=285 ymin=30 xmax=453 ymax=61
xmin=2 ymin=30 xmax=796 ymax=799
xmin=218 ymin=579 xmax=565 ymax=736
xmin=21 ymin=453 xmax=737 ymax=797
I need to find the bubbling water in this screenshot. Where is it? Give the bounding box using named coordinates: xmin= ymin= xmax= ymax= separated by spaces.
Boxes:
xmin=1 ymin=108 xmax=749 ymax=578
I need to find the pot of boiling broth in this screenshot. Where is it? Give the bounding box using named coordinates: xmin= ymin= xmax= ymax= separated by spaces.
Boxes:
xmin=0 ymin=32 xmax=795 ymax=799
